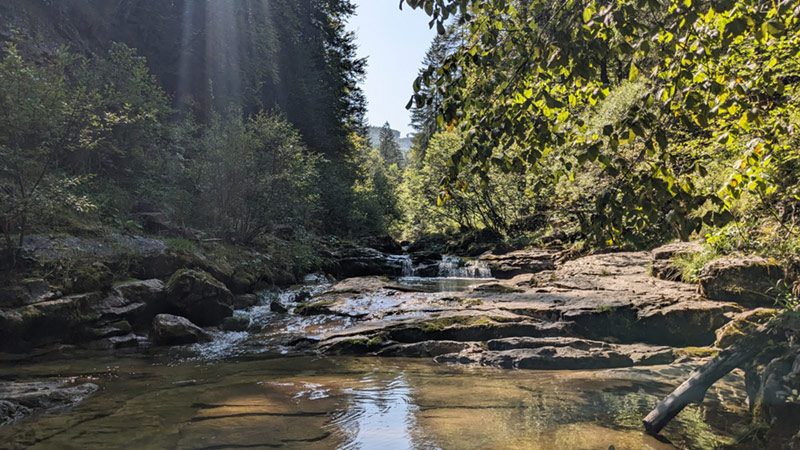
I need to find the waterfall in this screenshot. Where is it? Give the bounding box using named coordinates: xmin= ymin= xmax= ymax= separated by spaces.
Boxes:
xmin=437 ymin=256 xmax=492 ymax=278
xmin=401 ymin=255 xmax=415 ymax=277
xmin=388 ymin=254 xmax=417 ymax=277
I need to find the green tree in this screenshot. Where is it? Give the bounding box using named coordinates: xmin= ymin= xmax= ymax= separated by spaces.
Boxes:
xmin=194 ymin=109 xmax=322 ymax=243
xmin=377 ymin=122 xmax=404 ymax=167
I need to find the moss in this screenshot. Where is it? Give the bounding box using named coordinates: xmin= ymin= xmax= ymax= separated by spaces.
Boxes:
xmin=420 ymin=315 xmax=495 ymax=332
xmin=677 ymin=347 xmax=720 ymax=358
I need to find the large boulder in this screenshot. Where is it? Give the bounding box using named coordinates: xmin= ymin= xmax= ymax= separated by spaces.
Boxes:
xmin=0 ymin=293 xmax=101 ymax=351
xmin=0 ymin=279 xmax=58 ymax=308
xmin=64 ymin=261 xmax=114 ymax=294
xmin=91 ymin=279 xmax=166 ymax=328
xmin=329 ymin=246 xmax=403 ymax=278
xmin=699 ymin=257 xmax=785 ymax=306
xmin=150 ymin=314 xmax=212 ymax=345
xmin=165 ymin=269 xmax=233 ymax=326
xmin=479 ymin=250 xmax=556 ymax=279
xmin=715 ymin=308 xmax=777 ymax=348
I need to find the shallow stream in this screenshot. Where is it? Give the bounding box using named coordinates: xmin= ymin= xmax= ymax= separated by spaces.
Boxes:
xmin=0 ymin=352 xmax=749 ymax=449
xmin=0 ymin=263 xmax=754 ymax=449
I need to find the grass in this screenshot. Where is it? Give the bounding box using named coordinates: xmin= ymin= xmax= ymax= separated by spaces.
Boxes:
xmin=671 ymin=250 xmax=719 ymax=283
xmin=165 ymin=237 xmax=200 ymax=254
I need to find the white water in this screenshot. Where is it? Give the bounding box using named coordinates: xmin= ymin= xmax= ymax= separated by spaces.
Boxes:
xmin=437 ymin=256 xmax=492 ymax=278
xmin=394 ymin=255 xmax=492 ymax=279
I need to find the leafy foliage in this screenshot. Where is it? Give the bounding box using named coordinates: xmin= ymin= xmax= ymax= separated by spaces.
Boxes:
xmin=405 ymin=0 xmax=800 ymax=245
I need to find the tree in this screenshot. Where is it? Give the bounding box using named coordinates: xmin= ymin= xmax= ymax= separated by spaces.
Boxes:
xmin=405 ymin=0 xmax=800 ymax=245
xmin=377 ymin=122 xmax=404 ymax=167
xmin=194 ymin=109 xmax=322 ymax=243
xmin=410 ymin=26 xmax=462 ymax=158
xmin=0 ymin=46 xmax=130 ymax=265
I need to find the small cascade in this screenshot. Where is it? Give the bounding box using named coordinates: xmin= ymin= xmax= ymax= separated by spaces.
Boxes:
xmin=401 ymin=255 xmax=415 ymax=277
xmin=388 ymin=254 xmax=417 ymax=277
xmin=437 ymin=256 xmax=492 ymax=278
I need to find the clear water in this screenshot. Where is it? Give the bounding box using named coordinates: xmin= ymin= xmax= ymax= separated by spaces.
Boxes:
xmin=0 ymin=352 xmax=749 ymax=449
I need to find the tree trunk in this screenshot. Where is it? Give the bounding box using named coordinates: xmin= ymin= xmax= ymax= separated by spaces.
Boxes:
xmin=643 ymin=315 xmax=788 ymax=434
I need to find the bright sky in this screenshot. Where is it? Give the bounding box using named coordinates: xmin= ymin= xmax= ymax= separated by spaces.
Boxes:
xmin=349 ymin=1 xmax=437 ymax=136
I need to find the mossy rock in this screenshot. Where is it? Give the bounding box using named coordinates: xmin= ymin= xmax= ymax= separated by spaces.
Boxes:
xmin=715 ymin=308 xmax=778 ymax=348
xmin=164 ymin=269 xmax=233 ymax=326
xmin=65 ymin=262 xmax=113 ymax=294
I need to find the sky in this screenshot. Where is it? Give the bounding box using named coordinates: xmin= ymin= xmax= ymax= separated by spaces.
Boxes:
xmin=348 ymin=1 xmax=437 ymax=136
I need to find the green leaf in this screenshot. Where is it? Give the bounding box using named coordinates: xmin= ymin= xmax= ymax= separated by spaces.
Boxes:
xmin=629 ymin=63 xmax=639 ymax=81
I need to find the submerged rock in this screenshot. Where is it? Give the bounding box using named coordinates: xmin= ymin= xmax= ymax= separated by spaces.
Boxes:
xmin=0 ymin=380 xmax=98 ymax=425
xmin=165 ymin=269 xmax=233 ymax=326
xmin=151 ymin=314 xmax=212 ymax=345
xmin=699 ymin=257 xmax=785 ymax=307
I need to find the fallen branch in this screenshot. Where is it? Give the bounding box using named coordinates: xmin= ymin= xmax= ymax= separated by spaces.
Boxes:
xmin=643 ymin=312 xmax=792 ymax=434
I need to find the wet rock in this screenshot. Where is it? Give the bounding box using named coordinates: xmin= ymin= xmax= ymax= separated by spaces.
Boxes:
xmin=386 ymin=316 xmax=574 ymax=344
xmin=89 ymin=332 xmax=145 ymax=350
xmin=376 ymin=340 xmax=475 ymax=357
xmin=319 ymin=335 xmax=388 ymax=354
xmin=165 ymin=269 xmax=233 ymax=326
xmin=233 ymin=294 xmax=260 ymax=309
xmin=0 ymin=381 xmax=98 ymax=423
xmin=151 ymin=314 xmax=212 ymax=346
xmin=358 ymin=235 xmax=403 ymax=254
xmin=221 ymin=315 xmax=250 ymax=332
xmin=269 ymin=301 xmax=288 ymax=313
xmin=471 ymin=282 xmax=524 ymax=294
xmin=699 ymin=257 xmax=785 ymax=306
xmin=295 ymin=300 xmax=335 ymax=316
xmin=715 ymin=308 xmax=778 ymax=349
xmin=480 ymin=250 xmax=556 ymax=279
xmin=0 ymin=400 xmax=31 ymax=426
xmin=91 ymin=320 xmax=133 ymax=339
xmin=436 ymin=340 xmax=674 ymax=370
xmin=0 ymin=293 xmax=101 ymax=351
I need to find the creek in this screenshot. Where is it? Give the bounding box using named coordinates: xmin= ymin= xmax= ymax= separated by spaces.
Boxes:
xmin=0 ymin=255 xmax=753 ymax=449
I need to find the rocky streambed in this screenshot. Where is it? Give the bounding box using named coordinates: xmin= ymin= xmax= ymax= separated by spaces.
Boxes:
xmin=1 ymin=238 xmax=797 ymax=448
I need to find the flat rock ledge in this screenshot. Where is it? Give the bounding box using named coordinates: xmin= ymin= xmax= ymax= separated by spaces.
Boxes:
xmin=297 ymin=250 xmax=746 ymax=371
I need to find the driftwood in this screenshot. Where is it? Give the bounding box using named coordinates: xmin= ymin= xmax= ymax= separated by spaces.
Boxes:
xmin=643 ymin=313 xmax=790 ymax=434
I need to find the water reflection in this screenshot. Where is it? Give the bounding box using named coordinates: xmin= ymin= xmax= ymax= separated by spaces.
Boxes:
xmin=0 ymin=355 xmax=748 ymax=450
xmin=330 ymin=374 xmax=433 ymax=450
